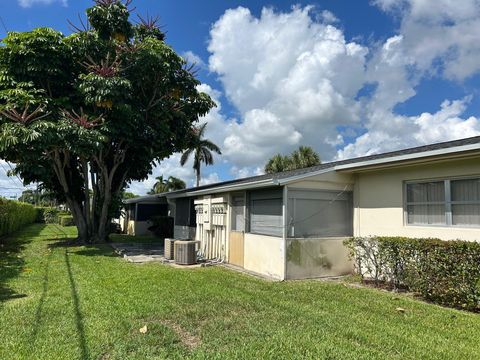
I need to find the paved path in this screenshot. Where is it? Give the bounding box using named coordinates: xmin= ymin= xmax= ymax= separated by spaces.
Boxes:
xmin=110 ymin=243 xmax=165 ymax=263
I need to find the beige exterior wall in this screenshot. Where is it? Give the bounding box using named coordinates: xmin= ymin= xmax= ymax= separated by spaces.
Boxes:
xmin=126 ymin=220 xmax=153 ymax=236
xmin=243 ymin=233 xmax=285 ymax=280
xmin=354 ymin=157 xmax=480 ymax=241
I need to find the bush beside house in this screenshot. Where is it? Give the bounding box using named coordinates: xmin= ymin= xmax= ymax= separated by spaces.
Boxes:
xmin=345 ymin=236 xmax=480 ymax=311
xmin=0 ymin=198 xmax=37 ymax=237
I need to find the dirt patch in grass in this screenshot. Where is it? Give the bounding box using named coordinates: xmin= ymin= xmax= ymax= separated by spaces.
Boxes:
xmin=160 ymin=320 xmax=201 ymax=350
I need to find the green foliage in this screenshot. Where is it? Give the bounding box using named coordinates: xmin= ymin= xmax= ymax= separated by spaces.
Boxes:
xmin=0 ymin=0 xmax=215 ymax=242
xmin=59 ymin=215 xmax=75 ymax=227
xmin=344 ymin=236 xmax=480 ymax=311
xmin=0 ymin=198 xmax=36 ymax=237
xmin=122 ymin=191 xmax=139 ymax=199
xmin=265 ymin=146 xmax=321 ymax=173
xmin=148 ymin=175 xmax=186 ymax=194
xmin=86 ymin=1 xmax=133 ymax=41
xmin=42 ymin=207 xmax=60 ymax=224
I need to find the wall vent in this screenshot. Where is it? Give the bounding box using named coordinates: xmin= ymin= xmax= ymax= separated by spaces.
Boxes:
xmin=174 ymin=240 xmax=197 ymax=265
xmin=164 ymin=238 xmax=176 ymax=260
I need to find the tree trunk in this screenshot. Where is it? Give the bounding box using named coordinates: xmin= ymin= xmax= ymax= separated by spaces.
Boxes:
xmin=196 ymin=167 xmax=200 ymax=187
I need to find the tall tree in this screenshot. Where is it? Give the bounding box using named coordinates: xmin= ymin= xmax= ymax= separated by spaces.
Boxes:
xmin=291 ymin=146 xmax=321 ymax=169
xmin=180 ymin=123 xmax=221 ymax=187
xmin=0 ymin=0 xmax=215 ymax=242
xmin=264 ymin=154 xmax=291 ymax=174
xmin=264 ymin=146 xmax=321 ymax=174
xmin=148 ymin=175 xmax=185 ymax=194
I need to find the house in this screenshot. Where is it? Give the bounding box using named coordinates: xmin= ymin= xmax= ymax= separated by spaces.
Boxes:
xmin=132 ymin=136 xmax=480 ymax=280
xmin=121 ymin=195 xmax=169 ymax=235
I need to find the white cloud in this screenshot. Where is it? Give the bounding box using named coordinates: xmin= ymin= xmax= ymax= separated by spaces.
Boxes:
xmin=338 ymin=97 xmax=480 ymax=159
xmin=373 ymin=0 xmax=480 ymax=81
xmin=318 ymin=10 xmax=339 ymax=24
xmin=133 ymin=3 xmax=480 ymax=192
xmin=18 ymin=0 xmax=67 ymax=8
xmin=208 ymin=6 xmax=368 ymax=170
xmin=182 ymin=51 xmax=206 ymax=69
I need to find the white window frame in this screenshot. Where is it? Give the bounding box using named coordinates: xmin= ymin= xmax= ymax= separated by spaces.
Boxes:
xmin=404 ymin=175 xmax=480 ymax=228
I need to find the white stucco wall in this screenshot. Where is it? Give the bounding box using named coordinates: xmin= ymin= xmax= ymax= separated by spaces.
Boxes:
xmin=354 ymin=156 xmax=480 ymax=241
xmin=243 ymin=233 xmax=285 ymax=280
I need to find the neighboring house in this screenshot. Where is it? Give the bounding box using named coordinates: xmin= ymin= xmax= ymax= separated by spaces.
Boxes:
xmin=121 ymin=195 xmax=169 ymax=235
xmin=133 ymin=136 xmax=480 ymax=280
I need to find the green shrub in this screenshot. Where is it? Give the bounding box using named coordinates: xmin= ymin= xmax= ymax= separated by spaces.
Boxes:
xmin=344 ymin=237 xmax=480 ymax=311
xmin=42 ymin=207 xmax=59 ymax=224
xmin=0 ymin=198 xmax=37 ymax=237
xmin=58 ymin=215 xmax=75 ymax=227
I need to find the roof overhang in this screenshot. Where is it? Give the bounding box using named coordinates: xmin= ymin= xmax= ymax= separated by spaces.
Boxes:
xmin=335 ymin=143 xmax=480 ymax=172
xmin=166 ymin=179 xmax=277 ymax=198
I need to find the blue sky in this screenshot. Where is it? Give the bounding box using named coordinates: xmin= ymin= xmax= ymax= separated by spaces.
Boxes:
xmin=1 ymin=0 xmax=480 ymax=196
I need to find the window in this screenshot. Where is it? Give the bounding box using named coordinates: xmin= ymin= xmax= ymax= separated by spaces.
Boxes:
xmin=287 ymin=190 xmax=353 ymax=238
xmin=451 ymin=178 xmax=480 ymax=226
xmin=231 ymin=194 xmax=245 ymax=231
xmin=249 ymin=189 xmax=283 ymax=237
xmin=406 ymin=181 xmax=446 ymax=225
xmin=405 ymin=177 xmax=480 ymax=227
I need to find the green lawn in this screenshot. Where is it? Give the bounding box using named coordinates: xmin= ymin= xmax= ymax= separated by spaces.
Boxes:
xmin=1 ymin=224 xmax=479 ymax=359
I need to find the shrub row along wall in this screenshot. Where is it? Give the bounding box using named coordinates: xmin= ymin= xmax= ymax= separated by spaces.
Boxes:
xmin=0 ymin=198 xmax=37 ymax=238
xmin=344 ymin=237 xmax=480 ymax=311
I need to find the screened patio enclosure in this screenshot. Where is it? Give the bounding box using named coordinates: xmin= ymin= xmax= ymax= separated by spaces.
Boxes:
xmin=225 ymin=186 xmax=354 ymax=279
xmin=285 ymin=188 xmax=354 ymax=279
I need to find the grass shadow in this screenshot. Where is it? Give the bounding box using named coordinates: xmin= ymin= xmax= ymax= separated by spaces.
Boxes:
xmin=65 ymin=249 xmax=89 ymax=360
xmin=48 ymin=240 xmax=117 ymax=258
xmin=0 ymin=224 xmax=48 ymax=304
xmin=31 ymin=248 xmax=52 ymax=344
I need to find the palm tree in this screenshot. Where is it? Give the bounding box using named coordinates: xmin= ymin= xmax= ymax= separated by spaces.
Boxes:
xmin=290 ymin=146 xmax=321 ymax=169
xmin=264 ymin=154 xmax=291 ymax=174
xmin=148 ymin=175 xmax=186 ymax=194
xmin=264 ymin=146 xmax=321 ymax=174
xmin=180 ymin=123 xmax=222 ymax=187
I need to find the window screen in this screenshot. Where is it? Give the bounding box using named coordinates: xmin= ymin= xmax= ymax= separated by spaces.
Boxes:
xmin=287 ymin=190 xmax=353 ymax=238
xmin=451 ymin=178 xmax=480 ymax=226
xmin=136 ymin=204 xmax=168 ymax=221
xmin=249 ymin=189 xmax=283 ymax=237
xmin=406 ymin=181 xmax=446 ymax=225
xmin=175 ymin=198 xmax=196 ymax=226
xmin=231 ymin=194 xmax=245 ymax=231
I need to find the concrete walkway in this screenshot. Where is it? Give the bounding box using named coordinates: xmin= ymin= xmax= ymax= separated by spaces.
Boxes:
xmin=110 ymin=243 xmax=165 ymax=263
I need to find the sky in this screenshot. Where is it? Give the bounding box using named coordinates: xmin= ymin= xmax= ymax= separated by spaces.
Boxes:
xmin=1 ymin=0 xmax=480 ymax=197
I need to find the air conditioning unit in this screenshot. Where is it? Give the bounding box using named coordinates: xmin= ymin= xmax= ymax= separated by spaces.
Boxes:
xmin=164 ymin=238 xmax=176 ymax=260
xmin=174 ymin=240 xmax=197 ymax=265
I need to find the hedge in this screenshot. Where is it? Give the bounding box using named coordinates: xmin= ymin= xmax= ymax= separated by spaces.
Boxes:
xmin=0 ymin=198 xmax=37 ymax=237
xmin=344 ymin=236 xmax=480 ymax=311
xmin=58 ymin=215 xmax=75 ymax=227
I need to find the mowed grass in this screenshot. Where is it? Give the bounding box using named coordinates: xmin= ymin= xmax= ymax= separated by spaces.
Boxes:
xmin=1 ymin=225 xmax=479 ymax=359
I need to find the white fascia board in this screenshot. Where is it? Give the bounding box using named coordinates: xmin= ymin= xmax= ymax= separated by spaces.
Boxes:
xmin=334 ymin=143 xmax=480 ymax=171
xmin=185 ymin=179 xmax=276 ymax=196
